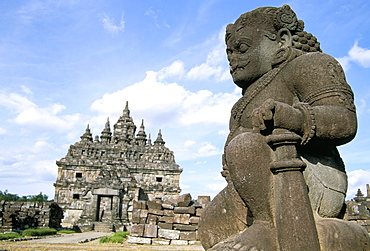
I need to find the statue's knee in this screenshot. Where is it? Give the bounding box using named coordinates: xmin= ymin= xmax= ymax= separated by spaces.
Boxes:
xmin=226 ymin=132 xmax=272 ymax=170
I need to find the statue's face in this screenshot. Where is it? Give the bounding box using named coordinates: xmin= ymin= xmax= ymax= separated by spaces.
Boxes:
xmin=226 ymin=26 xmax=278 ymax=89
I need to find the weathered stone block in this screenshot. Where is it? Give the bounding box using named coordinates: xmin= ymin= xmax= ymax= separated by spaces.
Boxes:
xmin=195 ymin=208 xmax=203 ymax=216
xmin=152 ymin=238 xmax=171 ymax=245
xmin=160 ymin=216 xmax=174 ymax=224
xmin=147 ymin=201 xmax=162 ymax=210
xmin=177 ymin=193 xmax=192 ymax=207
xmin=173 ymin=224 xmax=197 ymax=231
xmin=174 ymin=207 xmax=195 ymax=215
xmin=164 ymin=209 xmax=174 ymax=217
xmin=171 ymin=239 xmax=188 ymax=245
xmin=139 ymin=209 xmax=148 ymax=218
xmin=127 ymin=236 xmax=152 ymax=244
xmin=144 ymin=224 xmax=158 ymax=238
xmin=174 ymin=213 xmax=190 ymax=224
xmin=189 ymin=240 xmax=201 ymax=245
xmin=197 ymin=196 xmax=210 ymax=208
xmin=148 ymin=208 xmax=164 ymax=216
xmin=131 ymin=210 xmax=140 ymax=223
xmin=158 ymin=222 xmax=173 ymax=229
xmin=130 ymin=224 xmax=145 ymax=237
xmin=133 ymin=200 xmax=147 ymax=209
xmin=158 ymin=228 xmax=180 ymax=240
xmin=146 ymin=214 xmax=158 ymax=224
xmin=162 ymin=203 xmax=174 ymax=210
xmin=189 ymin=216 xmax=200 ymax=224
xmin=180 ymin=231 xmax=197 ymax=241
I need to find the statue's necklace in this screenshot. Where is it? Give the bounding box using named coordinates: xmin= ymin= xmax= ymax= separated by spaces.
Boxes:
xmin=227 ymin=62 xmax=288 ymax=145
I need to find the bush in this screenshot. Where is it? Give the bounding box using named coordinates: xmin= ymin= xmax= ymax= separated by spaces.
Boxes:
xmin=0 ymin=232 xmax=22 ymax=240
xmin=114 ymin=231 xmax=130 ymax=238
xmin=99 ymin=231 xmax=130 ymax=243
xmin=57 ymin=230 xmax=75 ymax=234
xmin=99 ymin=236 xmax=110 ymax=243
xmin=22 ymin=228 xmax=57 ymax=236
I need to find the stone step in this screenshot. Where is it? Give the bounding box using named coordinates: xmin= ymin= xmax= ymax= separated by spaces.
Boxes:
xmin=93 ymin=222 xmax=113 ymax=232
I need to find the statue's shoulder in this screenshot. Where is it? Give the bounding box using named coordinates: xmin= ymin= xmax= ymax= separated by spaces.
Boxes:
xmin=283 ymin=52 xmax=346 ymax=84
xmin=281 ymin=51 xmax=350 ymax=101
xmin=294 ymin=52 xmax=339 ymax=66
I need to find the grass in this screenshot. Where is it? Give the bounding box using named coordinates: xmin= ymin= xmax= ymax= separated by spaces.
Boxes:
xmin=57 ymin=229 xmax=76 ymax=234
xmin=99 ymin=231 xmax=130 ymax=243
xmin=0 ymin=232 xmax=22 ymax=240
xmin=22 ymin=228 xmax=57 ymax=236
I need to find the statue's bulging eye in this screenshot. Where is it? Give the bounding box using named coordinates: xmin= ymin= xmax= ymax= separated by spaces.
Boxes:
xmin=238 ymin=43 xmax=249 ymax=53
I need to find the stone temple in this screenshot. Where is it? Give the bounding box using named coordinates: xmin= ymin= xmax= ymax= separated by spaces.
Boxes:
xmin=54 ymin=102 xmax=182 ymax=231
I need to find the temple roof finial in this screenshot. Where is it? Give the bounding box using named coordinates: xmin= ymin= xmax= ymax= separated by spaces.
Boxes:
xmin=80 ymin=124 xmax=93 ymax=142
xmin=147 ymin=133 xmax=152 ymax=145
xmin=154 ymin=129 xmax=165 ymax=146
xmin=122 ymin=101 xmax=130 ymax=117
xmin=136 ymin=119 xmax=147 ymax=145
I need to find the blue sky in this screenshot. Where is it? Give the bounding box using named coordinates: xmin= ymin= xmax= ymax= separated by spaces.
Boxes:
xmin=0 ymin=0 xmax=370 ymax=200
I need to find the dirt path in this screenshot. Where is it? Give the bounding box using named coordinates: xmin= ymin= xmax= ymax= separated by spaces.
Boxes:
xmin=0 ymin=232 xmax=205 ymax=251
xmin=24 ymin=231 xmax=111 ymax=244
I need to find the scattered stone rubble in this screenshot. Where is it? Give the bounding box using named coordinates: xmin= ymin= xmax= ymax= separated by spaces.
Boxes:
xmin=127 ymin=194 xmax=210 ymax=245
xmin=0 ymin=201 xmax=63 ymax=234
xmin=345 ymin=184 xmax=370 ymax=232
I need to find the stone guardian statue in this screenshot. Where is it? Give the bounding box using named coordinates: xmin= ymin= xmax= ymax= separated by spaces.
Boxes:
xmin=199 ymin=5 xmax=370 ymax=251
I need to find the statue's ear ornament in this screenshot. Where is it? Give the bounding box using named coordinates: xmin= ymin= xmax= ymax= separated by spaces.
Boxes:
xmin=274 ymin=4 xmax=304 ymax=32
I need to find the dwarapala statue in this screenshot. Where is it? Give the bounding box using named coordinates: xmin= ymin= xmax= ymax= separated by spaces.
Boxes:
xmin=199 ymin=5 xmax=370 ymax=251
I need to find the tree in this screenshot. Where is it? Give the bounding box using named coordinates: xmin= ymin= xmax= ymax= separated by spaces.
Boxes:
xmin=0 ymin=190 xmax=20 ymax=201
xmin=0 ymin=190 xmax=49 ymax=202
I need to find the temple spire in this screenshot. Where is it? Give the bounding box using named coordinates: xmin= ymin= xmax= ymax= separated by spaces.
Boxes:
xmin=154 ymin=129 xmax=165 ymax=146
xmin=122 ymin=101 xmax=130 ymax=117
xmin=147 ymin=133 xmax=152 ymax=146
xmin=136 ymin=119 xmax=147 ymax=146
xmin=80 ymin=124 xmax=93 ymax=142
xmin=101 ymin=117 xmax=112 ymax=144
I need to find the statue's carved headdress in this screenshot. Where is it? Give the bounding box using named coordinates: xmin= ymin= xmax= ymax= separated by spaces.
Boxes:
xmin=227 ymin=5 xmax=321 ymax=53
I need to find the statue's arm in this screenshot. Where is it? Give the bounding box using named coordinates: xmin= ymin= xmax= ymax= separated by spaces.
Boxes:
xmin=253 ymin=53 xmax=357 ymax=146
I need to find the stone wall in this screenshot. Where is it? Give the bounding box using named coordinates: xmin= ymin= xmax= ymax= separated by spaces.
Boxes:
xmin=127 ymin=194 xmax=210 ymax=245
xmin=0 ymin=201 xmax=63 ymax=233
xmin=345 ymin=187 xmax=370 ymax=233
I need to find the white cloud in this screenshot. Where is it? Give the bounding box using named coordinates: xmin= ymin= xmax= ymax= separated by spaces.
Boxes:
xmin=21 ymin=85 xmax=33 ymax=95
xmin=336 ymin=41 xmax=370 ymax=70
xmin=0 ymin=91 xmax=82 ymax=133
xmin=0 ymin=128 xmax=7 ymax=135
xmin=100 ymin=13 xmax=125 ymax=34
xmin=184 ymin=140 xmax=196 ymax=147
xmin=196 ymin=161 xmax=207 ymax=165
xmin=336 ymin=56 xmax=351 ymax=71
xmin=347 ymin=169 xmax=370 ymax=199
xmin=0 ymin=92 xmax=36 ymax=113
xmin=186 ymin=27 xmax=230 ymax=82
xmin=157 ymin=60 xmax=185 ymax=80
xmin=198 ymin=143 xmax=221 ymax=157
xmin=213 ymin=172 xmax=225 ymax=181
xmin=180 ymin=140 xmax=221 ymax=160
xmin=348 ymin=42 xmax=370 ymax=68
xmin=206 ymin=182 xmax=227 ymax=192
xmin=180 ymin=183 xmax=190 ymax=189
xmin=90 ymin=62 xmax=239 ymax=127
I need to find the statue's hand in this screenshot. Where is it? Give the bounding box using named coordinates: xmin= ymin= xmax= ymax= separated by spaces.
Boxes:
xmin=252 ymin=98 xmax=276 ymax=133
xmin=252 ymin=99 xmax=306 ymax=137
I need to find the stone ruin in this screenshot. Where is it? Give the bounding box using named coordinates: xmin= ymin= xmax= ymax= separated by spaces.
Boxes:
xmin=127 ymin=194 xmax=210 ymax=245
xmin=345 ymin=184 xmax=370 ymax=233
xmin=54 ymin=102 xmax=183 ymax=232
xmin=0 ymin=201 xmax=63 ymax=234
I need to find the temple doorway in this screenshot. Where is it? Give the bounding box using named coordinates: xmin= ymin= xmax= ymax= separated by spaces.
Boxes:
xmin=96 ymin=195 xmax=113 ymax=222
